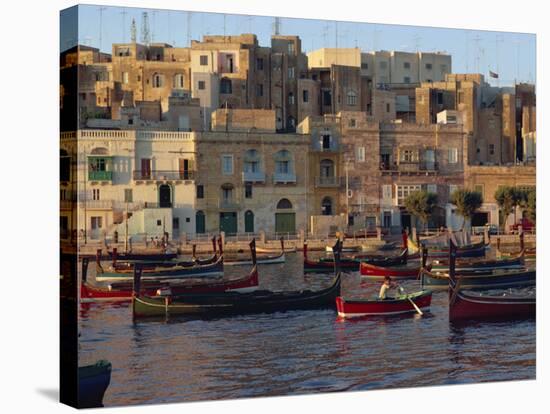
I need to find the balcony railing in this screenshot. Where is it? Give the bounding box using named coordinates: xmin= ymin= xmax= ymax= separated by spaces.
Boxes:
xmin=380 ymin=162 xmax=438 ymax=175
xmin=218 ymin=199 xmax=241 ymax=210
xmin=88 ymin=171 xmax=112 ymax=181
xmin=273 ymin=172 xmax=297 ymax=184
xmin=133 ymin=170 xmax=195 ymax=181
xmin=315 ymin=176 xmax=340 ymax=187
xmin=242 ymin=171 xmax=266 ymax=183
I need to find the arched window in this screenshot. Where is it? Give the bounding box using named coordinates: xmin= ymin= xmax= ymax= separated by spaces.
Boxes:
xmin=322 ymin=196 xmax=333 ymax=216
xmin=220 ymin=77 xmax=232 ymax=94
xmin=244 ymin=149 xmax=260 ymax=173
xmin=347 ymin=91 xmax=357 ymax=106
xmin=277 ymin=198 xmax=293 ymax=209
xmin=152 ymin=73 xmax=164 ymax=88
xmin=173 ymin=73 xmax=185 ymax=89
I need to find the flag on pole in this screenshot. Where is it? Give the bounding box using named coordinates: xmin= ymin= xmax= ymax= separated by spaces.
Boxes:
xmin=489 ymin=71 xmax=499 ymax=78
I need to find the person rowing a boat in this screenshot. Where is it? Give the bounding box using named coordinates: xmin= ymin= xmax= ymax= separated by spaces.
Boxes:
xmin=379 ymin=276 xmax=400 ymax=300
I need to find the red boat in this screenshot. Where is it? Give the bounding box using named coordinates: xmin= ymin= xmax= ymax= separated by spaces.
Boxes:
xmin=448 ymin=239 xmax=536 ymax=321
xmin=336 ymin=291 xmax=432 ymax=318
xmin=80 ymin=257 xmax=258 ymax=303
xmin=359 ymin=262 xmax=422 ymax=279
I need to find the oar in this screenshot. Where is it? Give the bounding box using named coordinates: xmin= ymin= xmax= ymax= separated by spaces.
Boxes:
xmin=398 ymin=286 xmax=423 ymax=316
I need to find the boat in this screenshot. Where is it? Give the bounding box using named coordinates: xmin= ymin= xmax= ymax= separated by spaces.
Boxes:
xmin=223 ymin=237 xmax=286 ymax=266
xmin=430 ymin=250 xmax=524 ymax=273
xmin=107 ymin=249 xmax=177 ymax=261
xmin=448 ymin=240 xmax=536 ymax=321
xmin=95 ymin=251 xmax=224 ymax=282
xmin=78 ymin=360 xmax=112 ymax=408
xmin=419 ymin=244 xmax=535 ymax=290
xmin=132 ymin=239 xmax=342 ymax=318
xmin=360 ymin=262 xmax=422 ymax=280
xmin=408 ymin=234 xmax=487 ymax=258
xmin=325 ymin=244 xmax=361 ymax=253
xmin=496 ymin=232 xmax=536 ymax=261
xmin=336 ymin=291 xmax=432 ymax=318
xmin=80 ymin=257 xmax=258 ymax=302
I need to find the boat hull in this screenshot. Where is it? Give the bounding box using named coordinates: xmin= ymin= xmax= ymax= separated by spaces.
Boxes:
xmin=81 ymin=269 xmax=259 ymax=302
xmin=450 ymin=291 xmax=535 ymax=321
xmin=359 ymin=262 xmax=420 ymax=279
xmin=225 ymin=252 xmax=285 ymax=266
xmin=421 ymin=268 xmax=536 ymax=290
xmin=133 ymin=275 xmax=341 ymax=317
xmin=78 ymin=360 xmax=112 ymax=408
xmin=336 ymin=291 xmax=432 ymax=318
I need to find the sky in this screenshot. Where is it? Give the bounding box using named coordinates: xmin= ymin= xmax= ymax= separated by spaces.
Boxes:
xmin=63 ymin=4 xmax=536 ymax=87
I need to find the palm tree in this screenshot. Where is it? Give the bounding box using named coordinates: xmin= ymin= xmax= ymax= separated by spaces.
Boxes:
xmin=404 ymin=190 xmax=438 ymax=231
xmin=450 ymin=189 xmax=483 ymax=230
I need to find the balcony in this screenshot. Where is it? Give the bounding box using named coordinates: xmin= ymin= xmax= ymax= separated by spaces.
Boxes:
xmin=218 ymin=199 xmax=241 ymax=210
xmin=380 ymin=162 xmax=438 ymax=176
xmin=242 ymin=171 xmax=266 ymax=183
xmin=315 ymin=176 xmax=341 ymax=187
xmin=133 ymin=170 xmax=195 ymax=181
xmin=273 ymin=172 xmax=297 ymax=184
xmin=88 ymin=171 xmax=112 ymax=181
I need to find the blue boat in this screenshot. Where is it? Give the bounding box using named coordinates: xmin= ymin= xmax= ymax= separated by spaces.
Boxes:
xmin=78 ymin=360 xmax=111 ymax=408
xmin=420 ymin=267 xmax=536 ymax=290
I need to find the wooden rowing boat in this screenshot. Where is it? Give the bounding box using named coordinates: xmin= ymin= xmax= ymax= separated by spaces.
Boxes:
xmin=132 ymin=239 xmax=342 ymax=318
xmin=448 ymin=240 xmax=536 ymax=321
xmin=420 ymin=266 xmax=535 ymax=290
xmin=430 ymin=250 xmax=524 ymax=273
xmin=336 ymin=291 xmax=432 ymax=318
xmin=80 ymin=257 xmax=258 ymax=302
xmin=408 ymin=235 xmax=487 ymax=258
xmin=95 ymin=253 xmax=224 ymax=282
xmin=360 ymin=262 xmax=422 ymax=279
xmin=223 ymin=237 xmax=286 ymax=266
xmin=496 ymin=232 xmax=536 ymax=261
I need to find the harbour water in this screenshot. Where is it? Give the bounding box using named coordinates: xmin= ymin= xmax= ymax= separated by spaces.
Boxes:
xmin=79 ymin=250 xmax=536 ymax=407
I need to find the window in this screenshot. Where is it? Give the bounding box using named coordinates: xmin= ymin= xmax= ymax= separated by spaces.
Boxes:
xmin=200 ymin=55 xmax=208 ymax=66
xmin=357 ymin=146 xmax=365 ymax=162
xmin=322 ymin=135 xmax=332 ymax=150
xmin=489 ymin=144 xmax=495 ymax=155
xmin=288 ymin=93 xmax=295 ymax=105
xmin=124 ymin=189 xmax=133 ymax=203
xmin=361 ymin=62 xmax=368 ymax=70
xmin=404 ymin=62 xmax=411 ymax=69
xmin=349 ymin=118 xmax=356 ymax=128
xmin=221 ymin=184 xmax=234 ymax=201
xmin=137 ymin=75 xmax=141 ymax=82
xmin=152 ymin=73 xmax=164 ymax=88
xmin=346 ymin=91 xmax=357 ymax=106
xmin=448 ymin=148 xmax=458 ymax=164
xmin=400 ymin=149 xmax=419 ymax=163
xmin=474 ymin=184 xmax=484 ymax=198
xmin=382 ymin=185 xmax=392 ymax=200
xmin=244 ymin=149 xmax=260 ymax=173
xmin=425 ymin=63 xmax=432 ymax=70
xmin=196 ymin=184 xmax=204 ymax=199
xmin=122 ymin=72 xmax=129 ymax=84
xmin=386 ymin=103 xmax=391 ymax=113
xmin=198 ymin=80 xmax=206 ymax=90
xmin=173 ymin=73 xmax=185 ymax=89
xmin=440 ymin=64 xmax=448 ymax=73
xmin=91 ymin=217 xmax=103 ymax=230
xmin=173 ymin=218 xmax=180 ymax=229
xmin=222 ymin=155 xmax=233 ymax=175
xmin=275 ymin=150 xmax=292 ymax=175
xmin=256 ymin=58 xmax=264 ymax=70
xmin=277 ymin=198 xmax=293 ymax=209
xmin=397 ymin=185 xmax=421 ymax=205
xmin=288 ymin=67 xmax=295 ymax=79
xmin=254 ymin=83 xmax=264 ymax=97
xmin=404 ymin=76 xmax=411 ymax=84
xmin=437 ymin=92 xmax=444 ymax=105
xmin=92 ymin=188 xmax=100 ymax=201
xmin=288 ymin=43 xmax=295 ymax=54
xmin=379 ymin=61 xmax=387 ymax=70
xmin=220 ymin=78 xmax=232 ymax=94
xmin=323 ymin=90 xmax=331 ymax=106
xmin=157 ymin=220 xmax=162 ymax=226
xmin=427 ymin=184 xmax=437 ymax=194
xmin=303 ymin=90 xmax=309 ymax=103
xmin=245 ymin=183 xmax=253 ymax=199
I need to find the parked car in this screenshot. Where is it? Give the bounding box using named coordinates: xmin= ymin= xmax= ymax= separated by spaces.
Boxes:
xmin=472 ymin=224 xmax=498 ymax=235
xmin=509 ymin=218 xmax=535 ymax=233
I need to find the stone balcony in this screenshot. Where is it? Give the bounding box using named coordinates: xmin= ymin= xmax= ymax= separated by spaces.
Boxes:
xmin=273 ymin=172 xmax=297 ymax=184
xmin=380 ymin=161 xmax=439 ymax=176
xmin=315 ymin=176 xmax=341 ymax=188
xmin=218 ymin=199 xmax=241 ymax=210
xmin=133 ymin=170 xmax=195 ymax=182
xmin=242 ymin=171 xmax=266 ymax=183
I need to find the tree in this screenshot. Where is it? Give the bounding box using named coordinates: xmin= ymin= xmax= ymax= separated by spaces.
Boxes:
xmin=526 ymin=189 xmax=536 ymax=224
xmin=450 ymin=189 xmax=483 ymax=230
xmin=404 ymin=190 xmax=438 ymax=230
xmin=494 ymin=186 xmax=516 ymax=232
